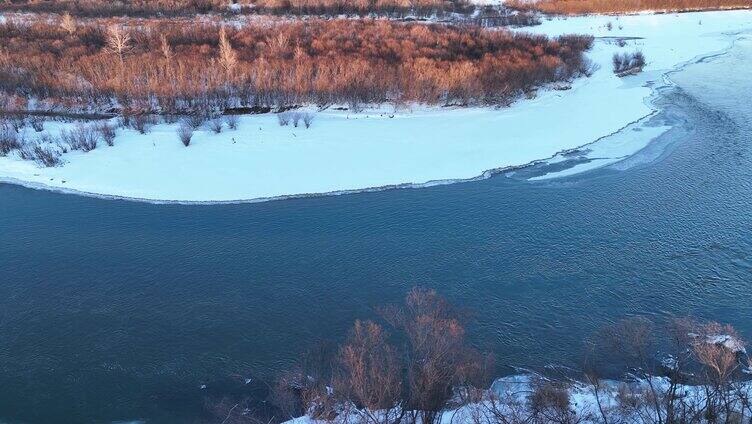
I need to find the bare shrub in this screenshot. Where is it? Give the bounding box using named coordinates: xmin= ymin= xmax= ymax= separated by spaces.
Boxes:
xmin=118 ymin=114 xmax=133 ymax=129
xmin=20 ymin=142 xmax=63 ymax=167
xmin=9 ymin=117 xmax=25 ymax=133
xmin=186 ymin=113 xmax=207 ymax=129
xmin=96 ymin=122 xmax=116 ymax=146
xmin=202 ymin=396 xmax=273 ymax=424
xmin=691 ymin=322 xmax=746 ymax=419
xmin=632 ymin=51 xmax=646 ymax=68
xmin=529 ymin=378 xmax=576 ymax=423
xmin=29 ymin=116 xmax=45 ymax=132
xmin=271 ymin=343 xmax=338 ymax=421
xmin=303 ymin=113 xmax=314 ymax=129
xmin=0 ymin=126 xmax=22 ymax=155
xmin=132 ymin=114 xmax=154 ymax=134
xmin=62 ymin=125 xmax=99 ymax=152
xmin=277 ymin=112 xmax=290 ymax=126
xmin=225 ymin=114 xmax=239 ymax=130
xmin=177 ymin=123 xmax=193 ymax=147
xmin=209 ymin=118 xmax=223 ymax=134
xmin=333 ymin=320 xmax=403 ymax=424
xmin=613 ymin=51 xmax=646 ymax=76
xmin=291 ymin=112 xmax=302 ymax=128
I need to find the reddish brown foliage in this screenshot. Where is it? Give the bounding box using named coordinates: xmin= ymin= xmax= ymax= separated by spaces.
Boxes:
xmin=508 ymin=0 xmax=751 ymax=15
xmin=333 ymin=320 xmax=403 ymax=424
xmin=0 ymin=0 xmax=472 ymax=16
xmin=252 ymin=0 xmax=471 ymax=16
xmin=0 ymin=17 xmax=593 ymax=114
xmin=0 ymin=0 xmax=229 ymax=16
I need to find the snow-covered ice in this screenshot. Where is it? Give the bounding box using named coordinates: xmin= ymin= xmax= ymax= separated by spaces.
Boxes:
xmin=2 ymin=10 xmax=752 ymax=202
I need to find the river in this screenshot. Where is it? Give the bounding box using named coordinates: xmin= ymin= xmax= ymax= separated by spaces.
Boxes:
xmin=0 ymin=39 xmax=750 ymax=424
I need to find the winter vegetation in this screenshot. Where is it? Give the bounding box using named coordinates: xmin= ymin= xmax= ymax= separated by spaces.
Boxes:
xmin=0 ymin=0 xmax=479 ymax=17
xmin=250 ymin=0 xmax=474 ymax=16
xmin=612 ymin=51 xmax=646 ymax=76
xmin=0 ymin=0 xmax=233 ymax=16
xmin=204 ymin=288 xmax=752 ymax=424
xmin=0 ymin=10 xmax=750 ymax=201
xmin=507 ymin=0 xmax=752 ymax=14
xmin=0 ymin=17 xmax=593 ymax=116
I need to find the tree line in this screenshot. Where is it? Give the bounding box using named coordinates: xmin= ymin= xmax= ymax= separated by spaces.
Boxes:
xmin=0 ymin=0 xmax=473 ymax=17
xmin=0 ymin=16 xmax=594 ymax=116
xmin=250 ymin=0 xmax=472 ymax=16
xmin=204 ymin=288 xmax=752 ymax=424
xmin=0 ymin=0 xmax=227 ymax=17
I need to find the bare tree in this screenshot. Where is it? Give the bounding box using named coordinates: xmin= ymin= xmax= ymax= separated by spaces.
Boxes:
xmin=225 ymin=115 xmax=239 ymax=130
xmin=269 ymin=341 xmax=338 ymax=422
xmin=60 ymin=12 xmax=76 ymax=35
xmin=160 ymin=34 xmax=174 ymax=74
xmin=106 ymin=24 xmax=132 ymax=66
xmin=0 ymin=124 xmax=22 ymax=156
xmin=303 ymin=113 xmax=314 ymax=129
xmin=333 ymin=320 xmax=404 ymax=424
xmin=177 ymin=123 xmax=193 ymax=147
xmin=96 ymin=122 xmax=116 ymax=146
xmin=594 ymin=317 xmax=666 ymax=424
xmin=210 ymin=118 xmax=223 ymax=134
xmin=29 ymin=116 xmax=44 ymax=132
xmin=61 ymin=124 xmax=99 ymax=152
xmin=528 ymin=378 xmax=582 ymax=424
xmin=277 ymin=113 xmax=290 ymax=126
xmin=382 ymin=287 xmax=490 ymax=424
xmin=692 ymin=322 xmax=745 ymax=422
xmin=218 ymin=26 xmax=238 ymax=80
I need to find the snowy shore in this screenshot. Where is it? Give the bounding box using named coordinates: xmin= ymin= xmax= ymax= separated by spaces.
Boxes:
xmin=1 ymin=10 xmax=751 ymax=202
xmin=284 ymin=374 xmax=752 ymax=424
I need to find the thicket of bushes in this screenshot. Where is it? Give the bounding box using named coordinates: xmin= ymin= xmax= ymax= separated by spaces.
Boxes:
xmin=507 ymin=0 xmax=752 ymax=14
xmin=206 ymin=288 xmax=752 ymax=424
xmin=0 ymin=111 xmax=255 ymax=167
xmin=0 ymin=0 xmax=475 ymax=17
xmin=251 ymin=0 xmax=472 ymax=16
xmin=0 ymin=17 xmax=594 ymax=116
xmin=0 ymin=0 xmax=231 ymax=17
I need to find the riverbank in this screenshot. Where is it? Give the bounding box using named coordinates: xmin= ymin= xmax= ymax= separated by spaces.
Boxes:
xmin=1 ymin=10 xmax=751 ymax=202
xmin=284 ymin=374 xmax=752 ymax=424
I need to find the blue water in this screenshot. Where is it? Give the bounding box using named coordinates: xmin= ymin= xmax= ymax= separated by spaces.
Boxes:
xmin=1 ymin=44 xmax=751 ymax=423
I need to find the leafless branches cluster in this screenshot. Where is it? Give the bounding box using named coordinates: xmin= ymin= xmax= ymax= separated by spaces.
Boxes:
xmin=0 ymin=0 xmax=476 ymax=18
xmin=613 ymin=51 xmax=646 ymax=76
xmin=255 ymin=290 xmax=750 ymax=424
xmin=581 ymin=317 xmax=750 ymax=424
xmin=266 ymin=288 xmax=494 ymax=424
xmin=277 ymin=112 xmax=315 ymax=128
xmin=0 ymin=18 xmax=593 ymax=116
xmin=0 ymin=117 xmax=125 ymax=166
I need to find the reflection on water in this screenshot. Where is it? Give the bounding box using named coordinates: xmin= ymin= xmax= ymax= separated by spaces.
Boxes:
xmin=0 ymin=42 xmax=751 ymax=424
